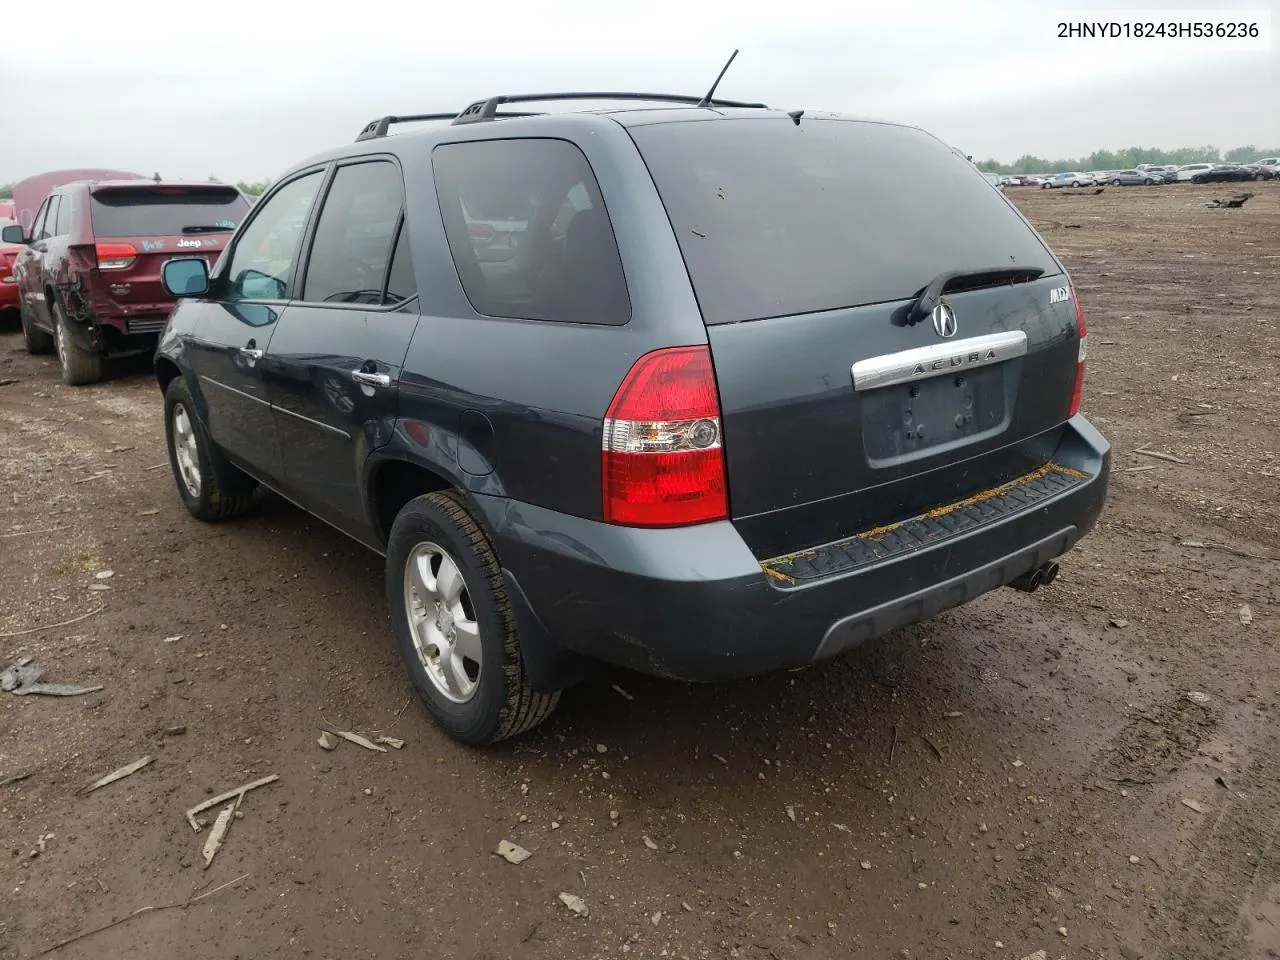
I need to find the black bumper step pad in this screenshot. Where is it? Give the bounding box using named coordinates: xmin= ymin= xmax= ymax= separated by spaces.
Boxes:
xmin=760 ymin=463 xmax=1088 ymax=587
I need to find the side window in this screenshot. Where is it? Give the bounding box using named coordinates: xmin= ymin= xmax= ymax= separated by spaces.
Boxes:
xmin=223 ymin=171 xmax=323 ymax=301
xmin=53 ymin=193 xmax=75 ymax=236
xmin=384 ymin=222 xmax=416 ymax=304
xmin=28 ymin=198 xmax=51 ymax=239
xmin=302 ymin=160 xmax=404 ymax=305
xmin=34 ymin=196 xmax=60 ymax=241
xmin=432 ymin=138 xmax=630 ymax=326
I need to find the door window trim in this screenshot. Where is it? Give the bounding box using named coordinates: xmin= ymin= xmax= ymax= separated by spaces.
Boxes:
xmin=294 ymin=155 xmax=418 ymax=315
xmin=214 ymin=163 xmax=333 ymax=304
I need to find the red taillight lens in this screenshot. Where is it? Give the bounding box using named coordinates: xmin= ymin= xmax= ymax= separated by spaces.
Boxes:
xmin=602 ymin=345 xmax=728 ymax=527
xmin=96 ymin=242 xmax=138 ymax=270
xmin=467 ymin=222 xmax=495 ymax=241
xmin=1069 ymin=290 xmax=1087 ymax=417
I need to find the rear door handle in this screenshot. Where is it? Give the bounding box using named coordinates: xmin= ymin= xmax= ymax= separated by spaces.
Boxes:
xmin=239 ymin=347 xmax=263 ymax=360
xmin=351 ymin=370 xmax=391 ymax=388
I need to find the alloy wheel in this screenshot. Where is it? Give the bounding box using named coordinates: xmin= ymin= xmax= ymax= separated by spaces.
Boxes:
xmin=403 ymin=542 xmax=483 ymax=703
xmin=171 ymin=402 xmax=202 ymax=498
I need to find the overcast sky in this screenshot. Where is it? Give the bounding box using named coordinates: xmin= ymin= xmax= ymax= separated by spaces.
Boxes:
xmin=1 ymin=0 xmax=1276 ymax=183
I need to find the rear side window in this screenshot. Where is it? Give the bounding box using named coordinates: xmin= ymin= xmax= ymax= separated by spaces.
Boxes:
xmin=89 ymin=186 xmax=249 ymax=238
xmin=53 ymin=194 xmax=76 ymax=236
xmin=302 ymin=160 xmax=405 ymax=305
xmin=432 ymin=138 xmax=630 ymax=325
xmin=630 ymin=119 xmax=1060 ymax=325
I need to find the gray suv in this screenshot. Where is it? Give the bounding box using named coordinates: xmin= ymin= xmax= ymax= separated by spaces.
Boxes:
xmin=153 ymin=88 xmax=1110 ymax=744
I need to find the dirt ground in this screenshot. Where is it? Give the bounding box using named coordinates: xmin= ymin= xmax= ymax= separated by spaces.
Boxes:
xmin=1 ymin=182 xmax=1277 ymax=960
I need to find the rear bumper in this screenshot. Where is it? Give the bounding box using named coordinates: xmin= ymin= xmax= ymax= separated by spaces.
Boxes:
xmin=476 ymin=416 xmax=1110 ymax=683
xmin=0 ymin=281 xmax=18 ymax=309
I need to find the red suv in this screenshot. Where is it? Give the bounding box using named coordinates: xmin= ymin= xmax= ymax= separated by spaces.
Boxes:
xmin=2 ymin=180 xmax=250 ymax=384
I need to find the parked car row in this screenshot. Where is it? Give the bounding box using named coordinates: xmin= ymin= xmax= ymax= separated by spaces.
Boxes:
xmin=992 ymin=159 xmax=1279 ymax=189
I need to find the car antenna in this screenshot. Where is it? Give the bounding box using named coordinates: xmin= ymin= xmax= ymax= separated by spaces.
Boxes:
xmin=153 ymin=172 xmax=161 ymax=182
xmin=696 ymin=49 xmax=740 ymax=108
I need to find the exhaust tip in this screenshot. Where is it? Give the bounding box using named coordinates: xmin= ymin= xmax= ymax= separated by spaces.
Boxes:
xmin=1041 ymin=561 xmax=1060 ymax=586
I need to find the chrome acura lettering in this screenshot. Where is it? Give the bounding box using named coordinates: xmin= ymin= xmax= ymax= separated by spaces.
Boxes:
xmin=913 ymin=348 xmax=998 ymax=376
xmin=851 ymin=331 xmax=1028 ymax=391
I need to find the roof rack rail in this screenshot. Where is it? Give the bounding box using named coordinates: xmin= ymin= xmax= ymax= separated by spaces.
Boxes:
xmin=451 ymin=91 xmax=769 ymax=125
xmin=354 ymin=111 xmax=542 ymax=141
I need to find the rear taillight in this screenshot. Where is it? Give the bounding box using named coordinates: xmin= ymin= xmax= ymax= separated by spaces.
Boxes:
xmin=467 ymin=222 xmax=495 ymax=241
xmin=602 ymin=345 xmax=728 ymax=527
xmin=96 ymin=243 xmax=137 ymax=270
xmin=1069 ymin=290 xmax=1087 ymax=417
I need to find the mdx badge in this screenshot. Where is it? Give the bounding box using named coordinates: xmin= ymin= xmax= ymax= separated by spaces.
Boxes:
xmin=1049 ymin=286 xmax=1071 ymax=304
xmin=931 ymin=301 xmax=958 ymax=338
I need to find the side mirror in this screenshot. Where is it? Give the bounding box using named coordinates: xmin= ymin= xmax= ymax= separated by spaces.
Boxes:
xmin=1 ymin=224 xmax=27 ymax=244
xmin=162 ymin=257 xmax=210 ymax=297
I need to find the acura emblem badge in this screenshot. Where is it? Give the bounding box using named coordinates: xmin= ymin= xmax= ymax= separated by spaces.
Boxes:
xmin=931 ymin=302 xmax=958 ymax=339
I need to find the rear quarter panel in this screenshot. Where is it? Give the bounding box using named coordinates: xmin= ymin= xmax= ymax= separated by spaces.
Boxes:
xmin=385 ymin=116 xmax=708 ymax=521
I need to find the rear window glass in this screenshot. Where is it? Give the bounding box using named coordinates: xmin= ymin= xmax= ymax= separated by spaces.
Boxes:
xmin=90 ymin=187 xmax=249 ymax=238
xmin=630 ymin=119 xmax=1060 ymax=325
xmin=432 ymin=138 xmax=630 ymax=325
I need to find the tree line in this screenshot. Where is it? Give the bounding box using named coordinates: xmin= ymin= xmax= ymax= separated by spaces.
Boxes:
xmin=4 ymin=143 xmax=1279 ymax=199
xmin=974 ymin=144 xmax=1280 ymax=175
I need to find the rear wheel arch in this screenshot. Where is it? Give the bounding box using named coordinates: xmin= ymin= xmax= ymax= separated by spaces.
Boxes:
xmin=369 ymin=458 xmax=455 ymax=545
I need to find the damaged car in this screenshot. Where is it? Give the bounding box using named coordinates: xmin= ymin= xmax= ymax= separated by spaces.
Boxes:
xmin=2 ymin=179 xmax=249 ymax=384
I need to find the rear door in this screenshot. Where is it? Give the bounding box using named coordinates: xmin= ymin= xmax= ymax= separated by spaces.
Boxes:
xmin=86 ymin=184 xmax=250 ymax=332
xmin=186 ymin=170 xmax=326 ymax=479
xmin=263 ymin=158 xmax=420 ymax=535
xmin=18 ymin=195 xmax=59 ymax=326
xmin=629 ymin=117 xmax=1081 ymax=559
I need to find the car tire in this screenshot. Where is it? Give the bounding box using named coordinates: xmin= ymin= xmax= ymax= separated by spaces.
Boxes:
xmin=1144 ymin=178 xmax=1154 ymax=185
xmin=18 ymin=300 xmax=54 ymax=355
xmin=1255 ymin=173 xmax=1265 ymax=181
xmin=52 ymin=302 xmax=104 ymax=386
xmin=1192 ymin=176 xmax=1205 ymax=184
xmin=387 ymin=491 xmax=559 ymax=746
xmin=163 ymin=377 xmax=257 ymax=521
xmin=1112 ymin=178 xmax=1122 ymax=186
xmin=1071 ymin=181 xmax=1081 ymax=187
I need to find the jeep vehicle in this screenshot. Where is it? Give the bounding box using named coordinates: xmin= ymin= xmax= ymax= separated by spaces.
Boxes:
xmin=152 ymin=88 xmax=1110 ymax=745
xmin=2 ymin=180 xmax=250 ymax=384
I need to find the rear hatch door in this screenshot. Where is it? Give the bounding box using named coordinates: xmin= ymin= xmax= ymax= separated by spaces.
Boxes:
xmin=87 ymin=184 xmax=250 ymax=323
xmin=629 ymin=117 xmax=1081 ymax=560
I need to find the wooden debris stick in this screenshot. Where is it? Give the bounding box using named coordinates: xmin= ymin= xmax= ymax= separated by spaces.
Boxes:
xmin=185 ymin=774 xmax=279 ymax=831
xmin=202 ymin=803 xmax=235 ymax=868
xmin=0 ymin=606 xmax=105 ymax=639
xmin=335 ymin=731 xmax=387 ymax=753
xmin=0 ymin=526 xmax=67 ymax=539
xmin=1134 ymin=448 xmax=1188 ymax=464
xmin=83 ymin=756 xmax=154 ymax=795
xmin=39 ymin=873 xmax=249 ymax=955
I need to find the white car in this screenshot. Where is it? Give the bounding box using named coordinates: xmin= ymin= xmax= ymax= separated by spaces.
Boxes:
xmin=1175 ymin=163 xmax=1215 ymax=182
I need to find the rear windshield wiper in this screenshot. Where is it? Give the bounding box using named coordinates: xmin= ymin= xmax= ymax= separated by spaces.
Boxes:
xmin=182 ymin=224 xmax=236 ymax=234
xmin=906 ymin=267 xmax=1045 ymax=325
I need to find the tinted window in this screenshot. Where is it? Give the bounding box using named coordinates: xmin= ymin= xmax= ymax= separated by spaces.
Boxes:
xmin=89 ymin=186 xmax=248 ymax=238
xmin=34 ymin=197 xmax=59 ymax=241
xmin=630 ymin=119 xmax=1059 ymax=325
xmin=302 ymin=161 xmax=403 ymax=305
xmin=385 ymin=223 xmax=416 ymax=303
xmin=224 ymin=172 xmax=323 ymax=301
xmin=53 ymin=194 xmax=75 ymax=236
xmin=433 ymin=139 xmax=629 ymax=325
